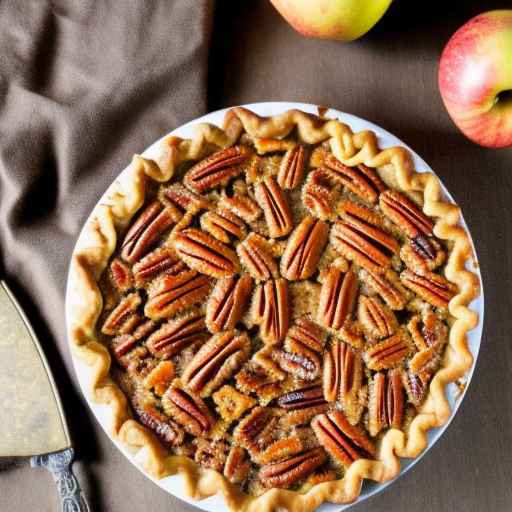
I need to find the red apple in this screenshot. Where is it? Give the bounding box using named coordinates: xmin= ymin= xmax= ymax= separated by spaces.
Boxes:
xmin=439 ymin=10 xmax=512 ymax=148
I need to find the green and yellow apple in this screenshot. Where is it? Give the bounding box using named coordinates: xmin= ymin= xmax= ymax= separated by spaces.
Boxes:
xmin=439 ymin=10 xmax=512 ymax=148
xmin=269 ymin=0 xmax=393 ymax=42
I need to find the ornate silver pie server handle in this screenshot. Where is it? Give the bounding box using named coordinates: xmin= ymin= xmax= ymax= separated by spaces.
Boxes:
xmin=31 ymin=448 xmax=90 ymax=512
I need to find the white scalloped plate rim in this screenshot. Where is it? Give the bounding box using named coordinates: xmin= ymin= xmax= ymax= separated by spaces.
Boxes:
xmin=66 ymin=102 xmax=484 ymax=512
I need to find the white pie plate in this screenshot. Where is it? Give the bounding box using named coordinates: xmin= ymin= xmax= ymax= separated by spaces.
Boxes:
xmin=66 ymin=102 xmax=484 ymax=511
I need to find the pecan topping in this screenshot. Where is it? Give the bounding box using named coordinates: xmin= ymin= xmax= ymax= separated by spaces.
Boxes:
xmin=278 ymin=385 xmax=327 ymax=411
xmin=109 ymin=258 xmax=133 ymax=292
xmin=132 ymin=247 xmax=186 ymax=286
xmin=220 ymin=189 xmax=262 ymax=223
xmin=200 ymin=209 xmax=246 ymax=244
xmin=401 ymin=236 xmax=446 ymax=274
xmin=379 ymin=190 xmax=434 ymax=238
xmin=273 ymin=343 xmax=321 ymax=381
xmin=280 ymin=217 xmax=329 ymax=280
xmin=182 ymin=331 xmax=251 ymax=397
xmin=145 ymin=270 xmax=211 ymax=320
xmin=146 ymin=309 xmax=208 ymax=358
xmin=212 ymin=385 xmax=256 ymax=423
xmin=323 ymin=341 xmax=364 ymax=424
xmin=121 ymin=201 xmax=174 ymax=263
xmin=251 ymin=279 xmax=289 ymax=344
xmin=206 ymin=275 xmax=253 ymax=333
xmin=194 ymin=438 xmax=229 ymax=472
xmin=402 ymin=370 xmax=429 ymax=406
xmin=161 ymin=183 xmax=211 ymax=215
xmin=311 ymin=410 xmax=376 ymax=468
xmin=408 ymin=310 xmax=448 ymax=350
xmin=368 ymin=370 xmax=404 ymax=436
xmin=330 ymin=220 xmax=396 ymax=274
xmin=287 ymin=319 xmax=327 ymax=353
xmin=321 ymin=152 xmax=385 ymax=204
xmin=302 ymin=169 xmax=337 ymax=220
xmin=360 ymin=269 xmax=408 ymax=310
xmin=112 ymin=320 xmax=155 ymax=363
xmin=254 ymin=176 xmax=293 ymax=238
xmin=400 ymin=269 xmax=456 ymax=309
xmin=102 ymin=292 xmax=142 ymax=335
xmin=173 ymin=228 xmax=240 ymax=278
xmin=259 ymin=447 xmax=326 ymax=488
xmin=255 ymin=437 xmax=304 ymax=465
xmin=237 ymin=233 xmax=279 ymax=280
xmin=235 ymin=362 xmax=283 ymax=406
xmin=358 ymin=295 xmax=398 ymax=339
xmin=317 ymin=269 xmax=358 ymax=331
xmin=132 ymin=399 xmax=184 ymax=447
xmin=277 ymin=145 xmax=306 ymax=189
xmin=234 ymin=406 xmax=279 ymax=454
xmin=224 ymin=446 xmax=251 ymax=484
xmin=364 ymin=330 xmax=412 ymax=370
xmin=162 ymin=387 xmax=214 ymax=437
xmin=184 ymin=145 xmax=251 ymax=193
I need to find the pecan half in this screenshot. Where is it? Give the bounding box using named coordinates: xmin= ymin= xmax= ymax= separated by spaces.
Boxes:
xmin=273 ymin=343 xmax=321 ymax=381
xmin=200 ymin=209 xmax=247 ymax=244
xmin=278 ymin=385 xmax=328 ymax=412
xmin=184 ymin=145 xmax=251 ymax=193
xmin=358 ymin=295 xmax=398 ymax=339
xmin=402 ymin=370 xmax=429 ymax=407
xmin=259 ymin=447 xmax=326 ymax=488
xmin=255 ymin=437 xmax=304 ymax=465
xmin=145 ymin=270 xmax=211 ymax=320
xmin=112 ymin=320 xmax=156 ymax=365
xmin=235 ymin=363 xmax=283 ymax=406
xmin=311 ymin=410 xmax=376 ymax=468
xmin=287 ymin=319 xmax=327 ymax=353
xmin=254 ymin=176 xmax=293 ymax=238
xmin=146 ymin=309 xmax=208 ymax=358
xmin=220 ymin=189 xmax=262 ymax=223
xmin=368 ymin=370 xmax=404 ymax=436
xmin=251 ymin=279 xmax=289 ymax=344
xmin=323 ymin=341 xmax=364 ymax=424
xmin=302 ymin=169 xmax=337 ymax=220
xmin=400 ymin=269 xmax=456 ymax=309
xmin=317 ymin=269 xmax=358 ymax=331
xmin=132 ymin=247 xmax=186 ymax=287
xmin=407 ymin=310 xmax=448 ymax=351
xmin=359 ymin=269 xmax=408 ymax=310
xmin=277 ymin=145 xmax=306 ymax=189
xmin=379 ymin=190 xmax=434 ymax=238
xmin=322 ymin=152 xmax=385 ymax=204
xmin=101 ymin=292 xmax=142 ymax=335
xmin=195 ymin=438 xmax=229 ymax=472
xmin=224 ymin=446 xmax=251 ymax=484
xmin=182 ymin=331 xmax=251 ymax=397
xmin=237 ymin=233 xmax=279 ymax=280
xmin=162 ymin=387 xmax=214 ymax=437
xmin=364 ymin=330 xmax=412 ymax=370
xmin=280 ymin=217 xmax=329 ymax=280
xmin=132 ymin=399 xmax=184 ymax=447
xmin=121 ymin=201 xmax=174 ymax=263
xmin=233 ymin=406 xmax=279 ymax=454
xmin=206 ymin=274 xmax=253 ymax=333
xmin=109 ymin=258 xmax=133 ymax=292
xmin=161 ymin=183 xmax=211 ymax=216
xmin=401 ymin=236 xmax=445 ymax=274
xmin=173 ymin=228 xmax=240 ymax=278
xmin=330 ymin=221 xmax=396 ymax=274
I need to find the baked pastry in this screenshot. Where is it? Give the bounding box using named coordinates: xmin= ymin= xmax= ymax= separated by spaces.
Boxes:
xmin=67 ymin=107 xmax=480 ymax=511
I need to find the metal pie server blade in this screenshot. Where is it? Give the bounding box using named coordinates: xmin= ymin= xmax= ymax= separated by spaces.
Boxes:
xmin=0 ymin=280 xmax=90 ymax=511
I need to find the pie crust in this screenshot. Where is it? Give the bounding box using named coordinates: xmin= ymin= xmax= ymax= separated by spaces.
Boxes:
xmin=66 ymin=107 xmax=480 ymax=511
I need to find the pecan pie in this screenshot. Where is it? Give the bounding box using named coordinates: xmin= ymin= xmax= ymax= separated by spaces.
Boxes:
xmin=67 ymin=107 xmax=480 ymax=511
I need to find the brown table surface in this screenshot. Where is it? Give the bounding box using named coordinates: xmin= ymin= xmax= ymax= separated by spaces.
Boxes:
xmin=2 ymin=1 xmax=512 ymax=511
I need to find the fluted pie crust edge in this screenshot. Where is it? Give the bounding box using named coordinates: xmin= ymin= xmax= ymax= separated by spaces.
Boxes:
xmin=66 ymin=107 xmax=480 ymax=512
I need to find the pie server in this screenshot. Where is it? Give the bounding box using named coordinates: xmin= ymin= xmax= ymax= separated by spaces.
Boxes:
xmin=0 ymin=280 xmax=90 ymax=511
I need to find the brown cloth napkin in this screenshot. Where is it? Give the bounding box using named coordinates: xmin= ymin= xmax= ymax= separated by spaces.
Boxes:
xmin=0 ymin=0 xmax=212 ymax=509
